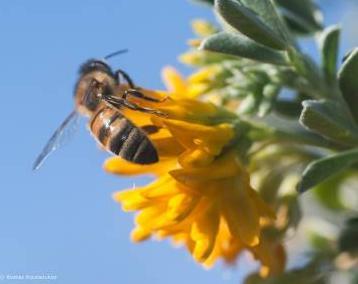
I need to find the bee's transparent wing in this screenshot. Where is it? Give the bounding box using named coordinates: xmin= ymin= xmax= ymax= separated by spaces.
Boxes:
xmin=32 ymin=110 xmax=80 ymax=171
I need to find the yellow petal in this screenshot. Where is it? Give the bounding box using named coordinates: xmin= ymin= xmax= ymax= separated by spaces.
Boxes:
xmin=191 ymin=203 xmax=219 ymax=262
xmin=223 ymin=180 xmax=260 ymax=246
xmin=178 ymin=148 xmax=215 ymax=168
xmin=171 ymin=151 xmax=242 ymax=184
xmin=187 ymin=83 xmax=209 ymax=98
xmin=160 ymin=119 xmax=234 ymax=152
xmin=167 ymin=119 xmax=234 ymax=144
xmin=113 ymin=190 xmax=151 ymax=212
xmin=167 ymin=193 xmax=199 ymax=222
xmin=191 ymin=19 xmax=217 ymax=37
xmin=139 ymin=175 xmax=181 ymax=199
xmin=216 ymin=219 xmax=245 ymax=265
xmin=188 ymin=65 xmax=220 ymax=84
xmin=154 ymin=99 xmax=234 ymax=125
xmin=248 ymin=187 xmax=276 ymax=219
xmin=161 ymin=66 xmax=188 ymax=98
xmin=187 ymin=39 xmax=202 ymax=47
xmin=179 ymin=51 xmax=204 ymax=66
xmin=131 ymin=226 xmax=151 ymax=242
xmin=104 ymin=157 xmax=175 ymax=176
xmin=152 ymin=137 xmax=184 ymax=158
xmin=134 ymin=205 xmax=179 ymax=231
xmin=113 ymin=176 xmax=177 ymax=210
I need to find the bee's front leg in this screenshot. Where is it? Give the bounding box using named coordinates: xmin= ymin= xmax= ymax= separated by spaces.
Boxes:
xmin=114 ymin=69 xmax=135 ymax=88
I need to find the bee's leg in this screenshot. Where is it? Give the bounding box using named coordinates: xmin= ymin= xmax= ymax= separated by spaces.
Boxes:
xmin=121 ymin=99 xmax=167 ymax=117
xmin=123 ymin=89 xmax=169 ymax=103
xmin=104 ymin=95 xmax=167 ymax=117
xmin=141 ymin=125 xmax=161 ymax=134
xmin=114 ymin=69 xmax=135 ymax=88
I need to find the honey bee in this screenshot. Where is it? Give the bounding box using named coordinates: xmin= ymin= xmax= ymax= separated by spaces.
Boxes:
xmin=33 ymin=50 xmax=165 ymax=170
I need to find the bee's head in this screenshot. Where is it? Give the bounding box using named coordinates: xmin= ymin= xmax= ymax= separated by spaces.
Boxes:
xmin=79 ymin=59 xmax=113 ymax=77
xmin=74 ymin=59 xmax=116 ymax=116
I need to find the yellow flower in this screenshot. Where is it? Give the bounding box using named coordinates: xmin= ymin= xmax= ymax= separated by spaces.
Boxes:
xmin=105 ymin=68 xmax=284 ymax=276
xmin=186 ymin=20 xmax=217 ymax=47
xmin=191 ymin=19 xmax=217 ymax=37
xmin=161 ymin=66 xmax=212 ymax=99
xmin=180 ymin=50 xmax=213 ymax=66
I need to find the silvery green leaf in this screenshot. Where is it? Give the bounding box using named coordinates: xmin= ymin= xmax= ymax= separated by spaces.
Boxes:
xmin=274 ymin=0 xmax=323 ymax=35
xmin=338 ymin=48 xmax=358 ymax=122
xmin=191 ymin=0 xmax=214 ymax=5
xmin=319 ymin=26 xmax=340 ymax=85
xmin=239 ymin=0 xmax=290 ymax=43
xmin=201 ymin=31 xmax=288 ymax=65
xmin=258 ymin=84 xmax=280 ymax=116
xmin=287 ymin=48 xmax=322 ymax=93
xmin=298 ymin=148 xmax=358 ymax=192
xmin=215 ymin=0 xmax=288 ymax=50
xmin=300 ymin=99 xmax=358 ymax=146
xmin=257 ymin=114 xmax=335 ymax=148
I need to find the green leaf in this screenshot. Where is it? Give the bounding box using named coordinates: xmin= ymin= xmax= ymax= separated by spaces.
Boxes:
xmin=257 ymin=169 xmax=284 ymax=203
xmin=313 ymin=171 xmax=351 ymax=210
xmin=274 ymin=0 xmax=323 ymax=35
xmin=353 ymin=272 xmax=358 ymax=284
xmin=300 ymin=99 xmax=358 ymax=146
xmin=274 ymin=100 xmax=302 ymax=118
xmin=338 ymin=48 xmax=358 ymax=122
xmin=298 ymin=148 xmax=358 ymax=193
xmin=239 ymin=0 xmax=290 ymax=42
xmin=338 ymin=217 xmax=358 ymax=255
xmin=287 ymin=48 xmax=322 ymax=91
xmin=259 ymin=84 xmax=280 ymax=116
xmin=309 ymin=232 xmax=334 ymax=252
xmin=200 ymin=32 xmax=288 ymax=65
xmin=215 ymin=0 xmax=288 ymax=50
xmin=254 ymin=114 xmax=340 ymax=149
xmin=245 ymin=258 xmax=326 ymax=284
xmin=191 ymin=0 xmax=214 ymax=5
xmin=319 ymin=26 xmax=340 ymax=85
xmin=239 ymin=93 xmax=258 ymax=114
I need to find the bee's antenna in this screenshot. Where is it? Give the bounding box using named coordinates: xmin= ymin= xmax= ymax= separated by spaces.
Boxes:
xmin=104 ymin=49 xmax=129 ymax=60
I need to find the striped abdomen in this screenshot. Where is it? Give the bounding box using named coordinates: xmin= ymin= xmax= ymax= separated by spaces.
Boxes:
xmin=89 ymin=107 xmax=158 ymax=164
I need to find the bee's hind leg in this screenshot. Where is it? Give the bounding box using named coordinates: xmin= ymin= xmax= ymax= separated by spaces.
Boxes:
xmin=121 ymin=98 xmax=167 ymax=117
xmin=104 ymin=94 xmax=167 ymax=118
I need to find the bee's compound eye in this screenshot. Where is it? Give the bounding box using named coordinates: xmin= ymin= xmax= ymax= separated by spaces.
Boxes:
xmin=84 ymin=89 xmax=101 ymax=111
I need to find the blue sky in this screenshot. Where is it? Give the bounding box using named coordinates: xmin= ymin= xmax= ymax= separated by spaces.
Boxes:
xmin=0 ymin=1 xmax=357 ymax=283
